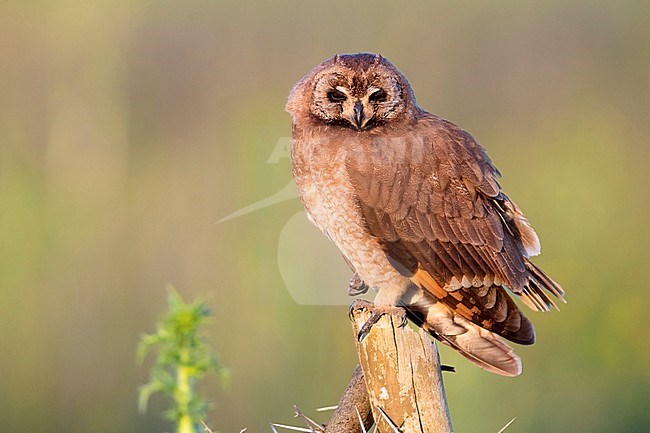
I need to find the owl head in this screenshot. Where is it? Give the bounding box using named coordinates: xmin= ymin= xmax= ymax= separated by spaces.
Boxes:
xmin=286 ymin=53 xmax=420 ymax=131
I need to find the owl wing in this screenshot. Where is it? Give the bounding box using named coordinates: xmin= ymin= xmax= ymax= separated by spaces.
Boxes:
xmin=345 ymin=114 xmax=565 ymax=346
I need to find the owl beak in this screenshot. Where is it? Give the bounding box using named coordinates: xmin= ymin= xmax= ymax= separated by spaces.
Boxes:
xmin=353 ymin=100 xmax=364 ymax=130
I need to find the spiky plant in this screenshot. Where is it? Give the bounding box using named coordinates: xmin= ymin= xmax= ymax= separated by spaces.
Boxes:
xmin=138 ymin=287 xmax=228 ymax=433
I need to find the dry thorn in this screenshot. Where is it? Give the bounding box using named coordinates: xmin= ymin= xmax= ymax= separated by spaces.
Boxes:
xmin=354 ymin=406 xmax=367 ymax=433
xmin=293 ymin=405 xmax=325 ymax=432
xmin=497 ymin=417 xmax=516 ymax=433
xmin=377 ymin=406 xmax=402 ymax=433
xmin=200 ymin=420 xmax=214 ymax=433
xmin=271 ymin=423 xmax=312 ymax=433
xmin=315 ymin=405 xmax=338 ymax=412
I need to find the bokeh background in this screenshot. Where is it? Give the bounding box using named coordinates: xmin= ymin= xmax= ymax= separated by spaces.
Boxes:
xmin=1 ymin=1 xmax=649 ymax=432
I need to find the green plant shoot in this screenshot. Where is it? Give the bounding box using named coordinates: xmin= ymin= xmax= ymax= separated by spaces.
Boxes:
xmin=138 ymin=288 xmax=228 ymax=433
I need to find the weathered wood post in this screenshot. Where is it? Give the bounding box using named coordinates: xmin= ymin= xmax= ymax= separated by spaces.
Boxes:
xmin=290 ymin=301 xmax=453 ymax=433
xmin=348 ymin=302 xmax=453 ymax=433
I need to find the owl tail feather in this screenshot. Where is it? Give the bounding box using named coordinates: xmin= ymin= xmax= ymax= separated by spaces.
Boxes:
xmin=403 ymin=289 xmax=522 ymax=377
xmin=429 ymin=316 xmax=522 ymax=377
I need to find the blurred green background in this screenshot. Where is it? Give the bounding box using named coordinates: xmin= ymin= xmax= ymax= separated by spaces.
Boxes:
xmin=1 ymin=1 xmax=649 ymax=432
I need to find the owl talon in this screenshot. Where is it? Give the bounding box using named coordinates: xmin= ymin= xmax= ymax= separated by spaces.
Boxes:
xmin=348 ymin=273 xmax=369 ymax=296
xmin=348 ymin=299 xmax=373 ymax=321
xmin=398 ymin=309 xmax=409 ymax=328
xmin=356 ymin=305 xmax=407 ymax=342
xmin=357 ymin=311 xmax=383 ymax=342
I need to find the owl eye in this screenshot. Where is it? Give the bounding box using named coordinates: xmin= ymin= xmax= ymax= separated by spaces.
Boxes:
xmin=327 ymin=89 xmax=347 ymax=102
xmin=369 ymin=89 xmax=387 ymax=102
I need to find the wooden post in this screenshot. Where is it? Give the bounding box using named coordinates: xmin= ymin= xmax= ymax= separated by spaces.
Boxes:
xmin=324 ymin=365 xmax=373 ymax=433
xmin=349 ymin=302 xmax=453 ymax=433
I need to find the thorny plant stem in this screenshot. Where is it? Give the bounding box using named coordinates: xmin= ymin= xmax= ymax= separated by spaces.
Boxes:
xmin=176 ymin=350 xmax=195 ymax=433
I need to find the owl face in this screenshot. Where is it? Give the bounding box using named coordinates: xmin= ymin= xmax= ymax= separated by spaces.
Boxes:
xmin=287 ymin=53 xmax=418 ymax=131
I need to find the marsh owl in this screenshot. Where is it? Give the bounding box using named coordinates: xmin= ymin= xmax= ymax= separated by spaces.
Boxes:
xmin=286 ymin=53 xmax=565 ymax=376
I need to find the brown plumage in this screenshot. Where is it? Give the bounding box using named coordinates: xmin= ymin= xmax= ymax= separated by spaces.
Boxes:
xmin=286 ymin=53 xmax=565 ymax=377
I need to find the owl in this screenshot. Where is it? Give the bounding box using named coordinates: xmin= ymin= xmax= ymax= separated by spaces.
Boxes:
xmin=286 ymin=53 xmax=565 ymax=376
